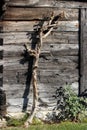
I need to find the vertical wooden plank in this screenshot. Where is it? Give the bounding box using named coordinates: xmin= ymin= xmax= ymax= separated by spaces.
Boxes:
xmin=0 ymin=25 xmax=3 ymax=88
xmin=86 ymin=9 xmax=87 ymax=19
xmin=79 ymin=8 xmax=87 ymax=96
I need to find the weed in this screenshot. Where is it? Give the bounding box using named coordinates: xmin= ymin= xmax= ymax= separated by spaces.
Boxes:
xmin=52 ymin=85 xmax=87 ymax=122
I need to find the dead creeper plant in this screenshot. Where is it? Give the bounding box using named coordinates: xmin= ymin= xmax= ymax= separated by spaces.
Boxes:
xmin=24 ymin=11 xmax=67 ymax=127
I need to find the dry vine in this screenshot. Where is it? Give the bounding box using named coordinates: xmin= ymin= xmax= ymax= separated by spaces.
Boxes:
xmin=24 ymin=11 xmax=66 ymax=127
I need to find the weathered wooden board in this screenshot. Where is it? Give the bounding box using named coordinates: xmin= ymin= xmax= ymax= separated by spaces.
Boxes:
xmin=7 ymin=97 xmax=57 ymax=112
xmin=6 ymin=0 xmax=87 ymax=8
xmin=79 ymin=8 xmax=87 ymax=96
xmin=3 ymin=55 xmax=78 ymax=67
xmin=0 ymin=0 xmax=81 ymax=114
xmin=3 ymin=59 xmax=78 ymax=85
xmin=4 ymin=85 xmax=57 ymax=99
xmin=4 ymin=83 xmax=59 ymax=112
xmin=2 ymin=7 xmax=78 ymax=20
xmin=0 ymin=21 xmax=79 ymax=32
xmin=2 ymin=37 xmax=78 ymax=85
xmin=3 ymin=55 xmax=78 ymax=86
xmin=0 ymin=31 xmax=79 ymax=45
xmin=1 ymin=43 xmax=78 ymax=51
xmin=0 ymin=23 xmax=3 ymax=87
xmin=1 ymin=44 xmax=78 ymax=58
xmin=3 ymin=68 xmax=78 ymax=83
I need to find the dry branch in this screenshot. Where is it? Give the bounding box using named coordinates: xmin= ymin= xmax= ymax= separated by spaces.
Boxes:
xmin=24 ymin=11 xmax=66 ymax=127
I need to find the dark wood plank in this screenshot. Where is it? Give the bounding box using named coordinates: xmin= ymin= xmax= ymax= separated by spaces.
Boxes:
xmin=79 ymin=8 xmax=87 ymax=96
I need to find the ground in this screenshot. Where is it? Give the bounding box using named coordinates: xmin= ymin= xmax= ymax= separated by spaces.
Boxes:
xmin=1 ymin=122 xmax=87 ymax=130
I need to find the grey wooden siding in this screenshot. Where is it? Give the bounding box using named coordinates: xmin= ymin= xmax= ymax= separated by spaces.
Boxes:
xmin=0 ymin=0 xmax=86 ymax=113
xmin=80 ymin=8 xmax=87 ymax=96
xmin=5 ymin=0 xmax=87 ymax=8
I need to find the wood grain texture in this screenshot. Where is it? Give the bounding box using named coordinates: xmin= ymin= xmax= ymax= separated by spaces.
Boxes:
xmin=79 ymin=8 xmax=87 ymax=96
xmin=0 ymin=21 xmax=79 ymax=32
xmin=0 ymin=31 xmax=79 ymax=45
xmin=5 ymin=83 xmax=59 ymax=112
xmin=6 ymin=0 xmax=87 ymax=8
xmin=0 ymin=1 xmax=80 ymax=113
xmin=1 ymin=44 xmax=78 ymax=58
xmin=3 ymin=53 xmax=78 ymax=84
xmin=2 ymin=7 xmax=78 ymax=20
xmin=0 ymin=24 xmax=3 ymax=87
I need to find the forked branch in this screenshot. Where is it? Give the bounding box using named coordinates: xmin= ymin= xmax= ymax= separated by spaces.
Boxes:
xmin=24 ymin=11 xmax=66 ymax=127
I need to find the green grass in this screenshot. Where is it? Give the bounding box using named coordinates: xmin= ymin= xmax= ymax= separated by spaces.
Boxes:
xmin=6 ymin=113 xmax=29 ymax=127
xmin=1 ymin=122 xmax=87 ymax=130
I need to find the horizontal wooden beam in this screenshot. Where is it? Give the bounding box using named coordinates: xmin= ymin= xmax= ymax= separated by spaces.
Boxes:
xmin=3 ymin=68 xmax=78 ymax=85
xmin=0 ymin=31 xmax=79 ymax=46
xmin=2 ymin=7 xmax=78 ymax=20
xmin=0 ymin=21 xmax=79 ymax=32
xmin=6 ymin=0 xmax=87 ymax=8
xmin=0 ymin=43 xmax=78 ymax=58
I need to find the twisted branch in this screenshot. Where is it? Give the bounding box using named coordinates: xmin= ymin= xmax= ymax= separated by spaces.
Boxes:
xmin=24 ymin=11 xmax=66 ymax=127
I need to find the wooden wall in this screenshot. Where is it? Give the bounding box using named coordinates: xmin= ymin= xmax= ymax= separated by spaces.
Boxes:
xmin=0 ymin=0 xmax=87 ymax=114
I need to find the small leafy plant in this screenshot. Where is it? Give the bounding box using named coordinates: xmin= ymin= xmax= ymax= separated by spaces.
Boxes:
xmin=52 ymin=85 xmax=87 ymax=122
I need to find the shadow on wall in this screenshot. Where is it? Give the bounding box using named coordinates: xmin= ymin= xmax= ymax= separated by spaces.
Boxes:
xmin=20 ymin=18 xmax=47 ymax=112
xmin=0 ymin=0 xmax=6 ymax=18
xmin=0 ymin=89 xmax=6 ymax=117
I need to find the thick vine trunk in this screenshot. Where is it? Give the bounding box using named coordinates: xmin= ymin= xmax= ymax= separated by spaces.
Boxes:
xmin=24 ymin=12 xmax=65 ymax=127
xmin=24 ymin=32 xmax=42 ymax=127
